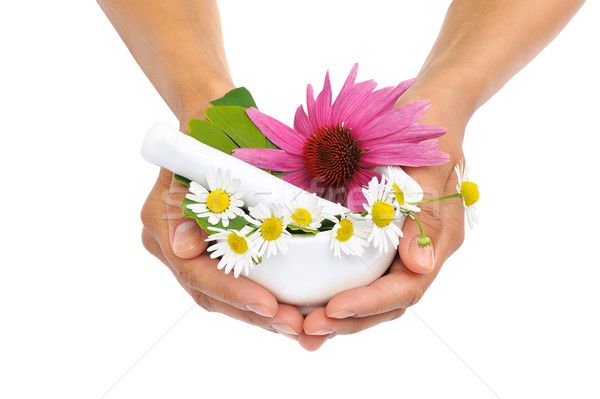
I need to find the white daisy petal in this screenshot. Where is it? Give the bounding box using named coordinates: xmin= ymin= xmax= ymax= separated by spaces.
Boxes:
xmin=204 ymin=228 xmax=258 ymax=278
xmin=455 ymin=159 xmax=479 ymax=228
xmin=362 ymin=175 xmax=404 ymax=253
xmin=328 ymin=214 xmax=371 ymax=258
xmin=208 ymin=214 xmax=219 ymax=225
xmin=287 ymin=193 xmax=326 ymax=230
xmin=185 ymin=169 xmax=245 ymax=227
xmin=246 ymin=204 xmax=291 ymax=259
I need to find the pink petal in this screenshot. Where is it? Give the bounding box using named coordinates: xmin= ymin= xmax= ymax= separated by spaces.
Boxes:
xmin=323 ymin=186 xmax=347 ymax=206
xmin=232 ymin=148 xmax=304 ymax=171
xmin=331 ymin=64 xmax=374 ymax=126
xmin=293 ymin=105 xmax=312 ymax=137
xmin=341 ymin=64 xmax=359 ymax=93
xmin=358 ymin=100 xmax=431 ymax=141
xmin=313 ymin=71 xmax=332 ymax=128
xmin=418 ymin=140 xmax=441 ymax=151
xmin=283 ymin=170 xmax=326 ymax=197
xmin=361 ymin=123 xmax=446 ymax=146
xmin=331 ymin=80 xmax=378 ymax=128
xmin=246 ymin=108 xmax=305 ymax=156
xmin=306 ymin=84 xmax=319 ymax=132
xmin=346 ymin=169 xmax=381 ymax=211
xmin=348 ymin=79 xmax=415 ymax=132
xmin=345 ymin=86 xmax=394 ymax=131
xmin=359 ymin=143 xmax=449 ymax=167
xmin=394 ymin=78 xmax=416 ymax=98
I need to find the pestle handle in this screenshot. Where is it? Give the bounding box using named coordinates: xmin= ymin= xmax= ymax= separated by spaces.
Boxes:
xmin=141 ymin=122 xmax=349 ymax=215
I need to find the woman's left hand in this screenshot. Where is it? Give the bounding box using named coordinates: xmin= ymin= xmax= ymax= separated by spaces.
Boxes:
xmin=300 ymin=86 xmax=468 ymax=349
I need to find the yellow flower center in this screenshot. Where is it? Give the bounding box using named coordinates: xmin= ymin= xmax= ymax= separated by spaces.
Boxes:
xmin=460 ymin=181 xmax=480 ymax=206
xmin=261 ymin=217 xmax=283 ymax=241
xmin=335 ymin=219 xmax=354 ymax=242
xmin=206 ymin=189 xmax=230 ymax=213
xmin=372 ymin=200 xmax=395 ymax=228
xmin=392 ymin=183 xmax=405 ymax=205
xmin=227 ymin=233 xmax=248 ymax=254
xmin=291 ymin=208 xmax=312 ymax=226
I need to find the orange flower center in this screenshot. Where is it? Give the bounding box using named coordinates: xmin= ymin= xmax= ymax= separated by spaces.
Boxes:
xmin=302 ymin=125 xmax=360 ymax=188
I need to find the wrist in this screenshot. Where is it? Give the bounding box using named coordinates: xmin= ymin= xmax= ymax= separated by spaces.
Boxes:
xmin=177 ymin=77 xmax=236 ymax=132
xmin=405 ymin=68 xmax=477 ymax=129
xmin=395 ymin=73 xmax=469 ymax=161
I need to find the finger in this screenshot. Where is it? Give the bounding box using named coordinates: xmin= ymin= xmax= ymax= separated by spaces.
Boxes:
xmin=158 ymin=186 xmax=281 ymax=317
xmin=142 ymin=227 xmax=169 ymax=265
xmin=297 ymin=333 xmax=334 ymax=351
xmin=195 ymin=294 xmax=305 ymax=338
xmin=143 ymin=171 xmax=281 ymax=319
xmin=146 ymin=224 xmax=299 ymax=327
xmin=399 ymin=163 xmax=461 ymax=274
xmin=304 ymin=307 xmax=406 ymax=336
xmin=167 ymin=176 xmax=208 ymax=259
xmin=325 ymin=256 xmax=434 ymax=318
xmin=164 ymin=249 xmax=281 ymax=318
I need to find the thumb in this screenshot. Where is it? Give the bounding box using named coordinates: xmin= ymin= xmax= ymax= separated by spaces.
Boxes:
xmin=398 ymin=165 xmax=463 ymax=275
xmin=167 ymin=175 xmax=208 ymax=259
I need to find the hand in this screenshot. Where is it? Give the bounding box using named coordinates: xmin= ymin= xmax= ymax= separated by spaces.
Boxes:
xmin=300 ymin=86 xmax=467 ymax=346
xmin=140 ymin=165 xmax=307 ymax=343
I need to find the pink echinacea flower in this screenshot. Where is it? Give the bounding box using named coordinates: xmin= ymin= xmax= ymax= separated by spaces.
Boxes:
xmin=233 ymin=64 xmax=449 ymax=211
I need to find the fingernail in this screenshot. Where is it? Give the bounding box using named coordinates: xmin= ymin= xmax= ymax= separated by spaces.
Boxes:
xmin=328 ymin=310 xmax=356 ymax=319
xmin=271 ymin=323 xmax=299 ymax=335
xmin=246 ymin=303 xmax=274 ymax=318
xmin=308 ymin=328 xmax=335 ymax=336
xmin=172 ymin=220 xmax=203 ymax=253
xmin=410 ymin=237 xmax=435 ymax=270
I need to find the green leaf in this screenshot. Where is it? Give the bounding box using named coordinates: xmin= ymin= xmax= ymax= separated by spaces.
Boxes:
xmin=209 ymin=87 xmax=257 ymax=109
xmin=181 ymin=198 xmax=249 ymax=233
xmin=205 ymin=106 xmax=265 ymax=149
xmin=318 ymin=217 xmax=338 ymax=231
xmin=188 ymin=118 xmax=238 ymax=154
xmin=287 ymin=224 xmax=319 ymax=234
xmin=265 ymin=138 xmax=279 ymax=150
xmin=174 ymin=174 xmax=191 ymax=186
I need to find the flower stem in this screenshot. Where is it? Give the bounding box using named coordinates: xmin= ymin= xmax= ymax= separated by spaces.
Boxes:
xmin=409 ymin=193 xmax=461 ymax=205
xmin=406 ymin=210 xmax=426 ymax=239
xmin=406 ymin=210 xmax=433 ymax=247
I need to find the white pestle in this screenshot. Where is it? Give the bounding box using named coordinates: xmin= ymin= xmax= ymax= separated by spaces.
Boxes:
xmin=141 ymin=122 xmax=350 ymax=215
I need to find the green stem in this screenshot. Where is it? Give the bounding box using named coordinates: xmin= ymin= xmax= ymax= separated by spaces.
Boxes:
xmin=245 ymin=227 xmax=258 ymax=237
xmin=409 ymin=193 xmax=461 ymax=205
xmin=406 ymin=210 xmax=427 ymax=239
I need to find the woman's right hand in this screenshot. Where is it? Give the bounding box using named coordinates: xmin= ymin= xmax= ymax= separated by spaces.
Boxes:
xmin=140 ymin=167 xmax=308 ymax=341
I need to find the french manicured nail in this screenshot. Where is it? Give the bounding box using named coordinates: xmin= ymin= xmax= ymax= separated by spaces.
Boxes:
xmin=172 ymin=220 xmax=203 ymax=253
xmin=410 ymin=237 xmax=435 ymax=270
xmin=308 ymin=328 xmax=335 ymax=336
xmin=271 ymin=323 xmax=299 ymax=335
xmin=246 ymin=303 xmax=274 ymax=318
xmin=328 ymin=310 xmax=357 ymax=319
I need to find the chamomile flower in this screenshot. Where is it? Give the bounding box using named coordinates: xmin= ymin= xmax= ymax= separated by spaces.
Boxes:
xmin=328 ymin=213 xmax=370 ymax=258
xmin=246 ymin=203 xmax=292 ymax=258
xmin=362 ymin=176 xmax=404 ymax=253
xmin=383 ymin=166 xmax=423 ymax=213
xmin=205 ymin=226 xmax=259 ymax=278
xmin=185 ymin=169 xmax=244 ymax=227
xmin=286 ymin=193 xmax=328 ymax=231
xmin=455 ymin=160 xmax=479 ymax=228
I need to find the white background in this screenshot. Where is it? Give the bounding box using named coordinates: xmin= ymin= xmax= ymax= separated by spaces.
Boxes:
xmin=1 ymin=1 xmax=599 ymax=398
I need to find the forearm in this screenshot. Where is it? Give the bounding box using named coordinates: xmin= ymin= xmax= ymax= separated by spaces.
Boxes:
xmin=97 ymin=0 xmax=234 ymax=122
xmin=409 ymin=0 xmax=585 ymax=125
